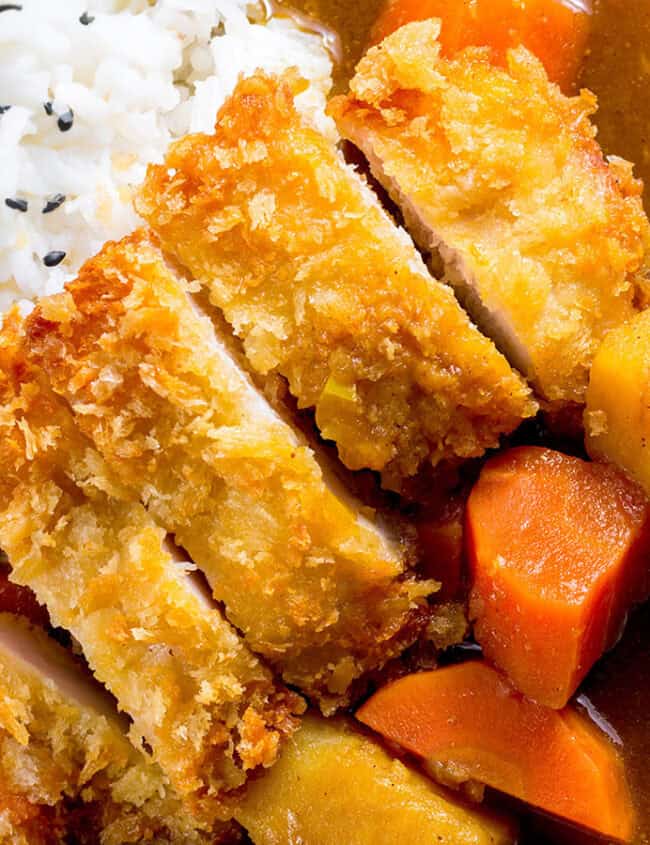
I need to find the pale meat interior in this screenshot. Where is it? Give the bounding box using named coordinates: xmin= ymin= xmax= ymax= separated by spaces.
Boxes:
xmin=2 ymin=4 xmax=649 ymax=843
xmin=25 ymin=231 xmax=432 ymax=711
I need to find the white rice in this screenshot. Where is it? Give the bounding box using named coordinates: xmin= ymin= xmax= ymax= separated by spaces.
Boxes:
xmin=0 ymin=0 xmax=334 ymax=311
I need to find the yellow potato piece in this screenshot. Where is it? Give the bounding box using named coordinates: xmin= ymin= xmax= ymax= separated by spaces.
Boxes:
xmin=236 ymin=715 xmax=517 ymax=845
xmin=585 ymin=309 xmax=650 ymax=494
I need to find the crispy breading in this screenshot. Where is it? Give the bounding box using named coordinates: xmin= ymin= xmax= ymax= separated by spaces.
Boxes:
xmin=329 ymin=19 xmax=650 ymax=406
xmin=135 ymin=71 xmax=535 ymax=487
xmin=0 ymin=310 xmax=301 ymax=826
xmin=0 ymin=787 xmax=62 ymax=845
xmin=26 ymin=231 xmax=434 ymax=712
xmin=0 ymin=612 xmax=236 ymax=845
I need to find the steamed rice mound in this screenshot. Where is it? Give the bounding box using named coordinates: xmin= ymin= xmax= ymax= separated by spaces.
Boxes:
xmin=0 ymin=0 xmax=333 ymax=310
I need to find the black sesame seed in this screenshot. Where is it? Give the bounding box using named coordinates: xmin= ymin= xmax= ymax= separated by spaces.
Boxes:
xmin=79 ymin=10 xmax=94 ymax=24
xmin=43 ymin=101 xmax=53 ymax=116
xmin=42 ymin=193 xmax=66 ymax=214
xmin=0 ymin=105 xmax=10 ymax=114
xmin=0 ymin=4 xmax=23 ymax=12
xmin=5 ymin=197 xmax=28 ymax=212
xmin=43 ymin=250 xmax=66 ymax=267
xmin=57 ymin=109 xmax=74 ymax=132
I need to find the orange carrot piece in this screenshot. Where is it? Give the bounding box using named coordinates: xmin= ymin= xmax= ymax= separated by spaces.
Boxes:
xmin=357 ymin=661 xmax=635 ymax=842
xmin=467 ymin=446 xmax=650 ymax=709
xmin=371 ymin=0 xmax=591 ymax=92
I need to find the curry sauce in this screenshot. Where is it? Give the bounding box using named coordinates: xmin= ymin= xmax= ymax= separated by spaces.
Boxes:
xmin=580 ymin=0 xmax=650 ymax=213
xmin=273 ymin=0 xmax=384 ymax=89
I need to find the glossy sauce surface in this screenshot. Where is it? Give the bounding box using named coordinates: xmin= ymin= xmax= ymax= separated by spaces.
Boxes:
xmin=580 ymin=604 xmax=650 ymax=845
xmin=273 ymin=0 xmax=385 ymax=90
xmin=580 ymin=0 xmax=650 ymax=212
xmin=519 ymin=606 xmax=650 ymax=844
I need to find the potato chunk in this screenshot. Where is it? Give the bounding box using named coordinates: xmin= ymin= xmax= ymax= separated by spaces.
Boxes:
xmin=235 ymin=715 xmax=516 ymax=845
xmin=586 ymin=309 xmax=650 ymax=496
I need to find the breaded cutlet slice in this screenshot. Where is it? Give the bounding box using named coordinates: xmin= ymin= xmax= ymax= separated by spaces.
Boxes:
xmin=136 ymin=71 xmax=536 ymax=487
xmin=0 ymin=310 xmax=302 ymax=826
xmin=234 ymin=714 xmax=516 ymax=845
xmin=0 ymin=612 xmax=237 ymax=845
xmin=329 ymin=19 xmax=650 ymax=407
xmin=26 ymin=231 xmax=433 ymax=712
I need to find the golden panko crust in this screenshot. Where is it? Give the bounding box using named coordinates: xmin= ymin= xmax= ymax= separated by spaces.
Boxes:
xmin=329 ymin=19 xmax=650 ymax=405
xmin=0 ymin=311 xmax=302 ymax=828
xmin=26 ymin=231 xmax=433 ymax=712
xmin=0 ymin=613 xmax=233 ymax=845
xmin=136 ymin=71 xmax=535 ymax=486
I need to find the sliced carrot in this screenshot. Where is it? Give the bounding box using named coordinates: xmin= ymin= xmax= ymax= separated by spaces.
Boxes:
xmin=466 ymin=446 xmax=650 ymax=709
xmin=357 ymin=661 xmax=635 ymax=842
xmin=371 ymin=0 xmax=591 ymax=92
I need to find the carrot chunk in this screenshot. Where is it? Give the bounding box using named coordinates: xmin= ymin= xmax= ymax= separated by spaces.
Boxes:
xmin=371 ymin=0 xmax=591 ymax=91
xmin=466 ymin=446 xmax=650 ymax=709
xmin=357 ymin=661 xmax=635 ymax=842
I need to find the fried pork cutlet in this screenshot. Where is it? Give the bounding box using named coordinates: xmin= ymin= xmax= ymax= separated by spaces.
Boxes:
xmin=26 ymin=231 xmax=434 ymax=712
xmin=0 ymin=612 xmax=235 ymax=845
xmin=0 ymin=310 xmax=302 ymax=827
xmin=329 ymin=19 xmax=650 ymax=408
xmin=136 ymin=71 xmax=536 ymax=487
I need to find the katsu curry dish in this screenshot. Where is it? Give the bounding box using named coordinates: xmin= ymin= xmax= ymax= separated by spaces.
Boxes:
xmin=2 ymin=0 xmax=650 ymax=842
